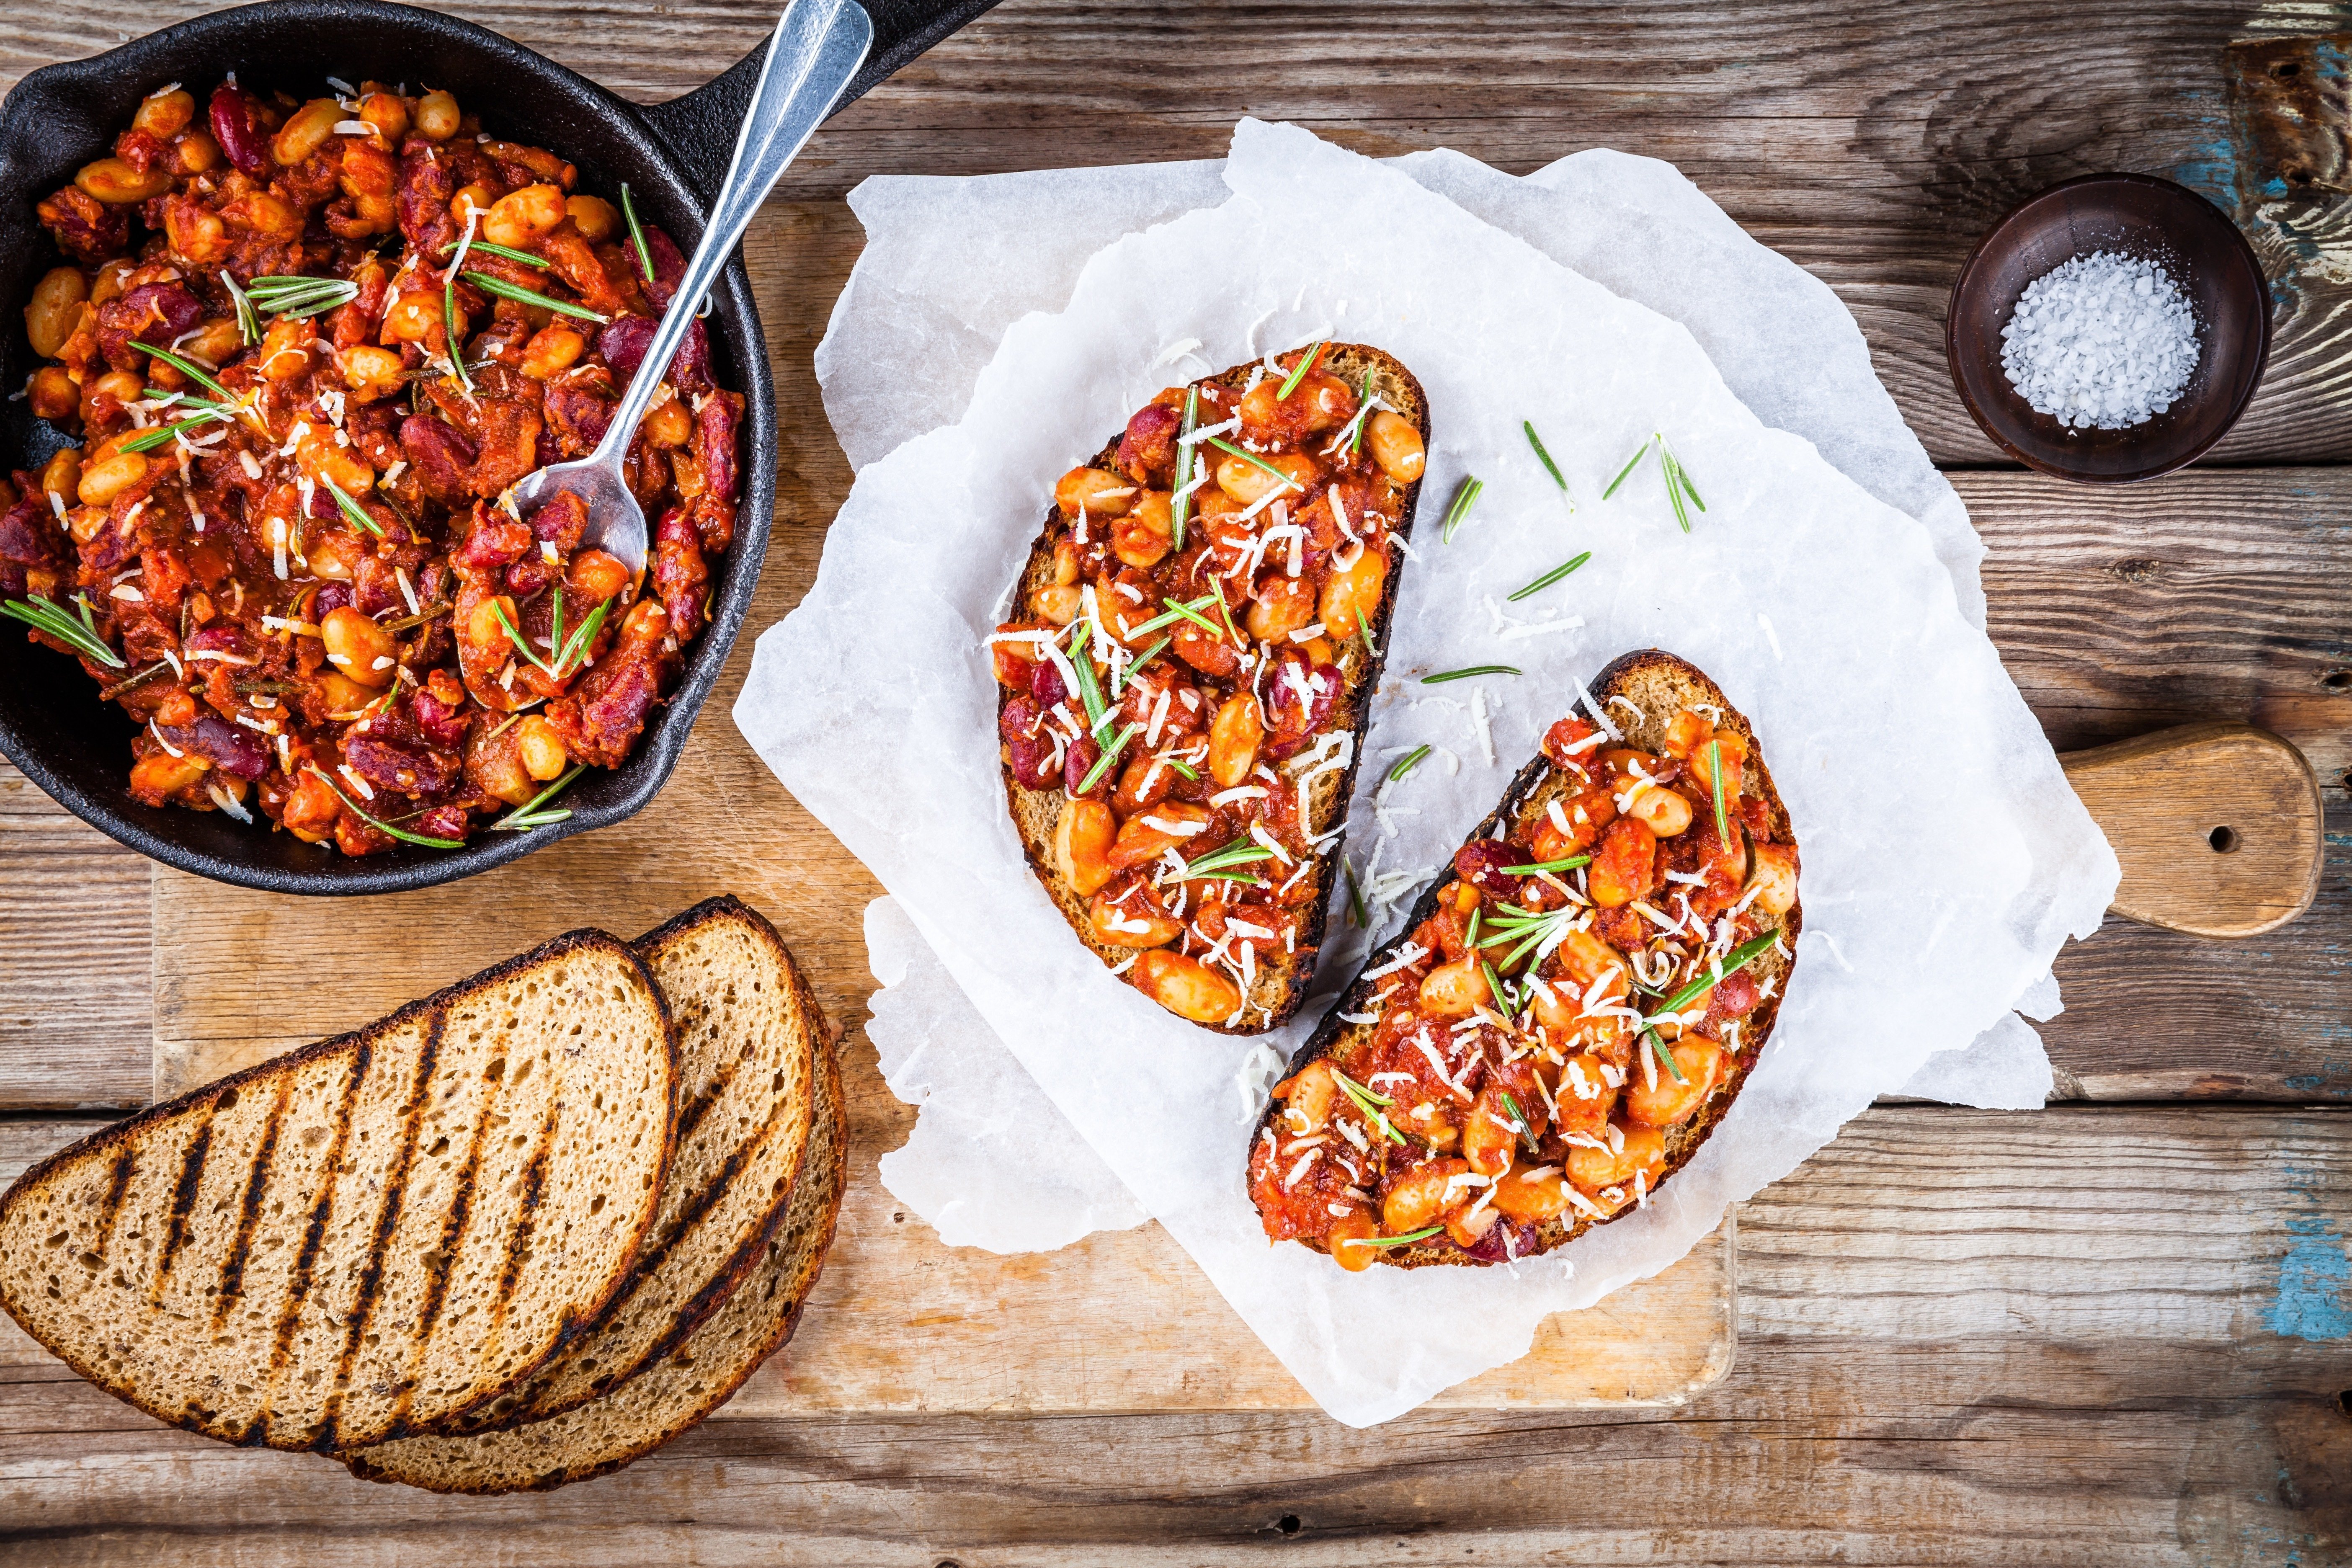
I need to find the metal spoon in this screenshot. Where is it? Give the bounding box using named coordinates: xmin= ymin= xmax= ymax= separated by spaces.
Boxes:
xmin=513 ymin=0 xmax=873 ymax=572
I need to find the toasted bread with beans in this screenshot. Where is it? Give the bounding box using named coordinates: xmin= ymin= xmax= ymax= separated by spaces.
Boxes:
xmin=998 ymin=343 xmax=1430 ymax=1034
xmin=1248 ymin=650 xmax=1802 ymax=1269
xmin=0 ymin=930 xmax=677 ymax=1449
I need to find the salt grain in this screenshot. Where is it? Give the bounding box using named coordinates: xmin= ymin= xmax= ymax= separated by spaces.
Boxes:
xmin=1999 ymin=251 xmax=2200 ymax=430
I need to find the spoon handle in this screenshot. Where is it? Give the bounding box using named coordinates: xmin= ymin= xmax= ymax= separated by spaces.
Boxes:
xmin=602 ymin=0 xmax=874 ymax=453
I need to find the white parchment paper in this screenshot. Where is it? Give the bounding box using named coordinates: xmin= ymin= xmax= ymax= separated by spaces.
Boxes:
xmin=738 ymin=119 xmax=2117 ymax=1424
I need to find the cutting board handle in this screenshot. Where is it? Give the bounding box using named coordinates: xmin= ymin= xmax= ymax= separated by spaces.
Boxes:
xmin=2060 ymin=722 xmax=2325 ymax=939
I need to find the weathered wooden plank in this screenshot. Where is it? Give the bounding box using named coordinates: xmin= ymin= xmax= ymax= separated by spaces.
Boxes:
xmin=3 ymin=1106 xmax=2344 ymax=1563
xmin=10 ymin=0 xmax=2339 ymax=472
xmin=0 ymin=766 xmax=148 ymax=1112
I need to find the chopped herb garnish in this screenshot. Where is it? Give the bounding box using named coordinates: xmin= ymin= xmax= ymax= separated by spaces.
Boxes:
xmin=1387 ymin=744 xmax=1431 ymax=783
xmin=1356 ymin=606 xmax=1377 ymax=654
xmin=3 ymin=592 xmax=124 ymax=668
xmin=221 ymin=270 xmax=260 ymax=346
xmin=1500 ymin=1091 xmax=1542 ymax=1155
xmin=1163 ymin=755 xmax=1200 ymax=781
xmin=1710 ymin=738 xmax=1731 ymax=846
xmin=1500 ymin=854 xmax=1593 ymax=875
xmin=1440 ymin=476 xmax=1484 ymax=543
xmin=1135 ymin=594 xmax=1222 ymax=639
xmin=1639 ymin=928 xmax=1782 ymax=1068
xmin=619 ymin=182 xmax=658 ymax=287
xmin=1076 ymin=722 xmax=1141 ymax=794
xmin=464 ymin=239 xmax=554 ymax=270
xmin=1344 ymin=860 xmax=1369 ymax=928
xmin=1330 ymin=1068 xmax=1406 ymax=1146
xmin=1346 ymin=1224 xmax=1445 ymax=1250
xmin=310 ymin=766 xmax=464 ymax=848
xmin=1124 ymin=634 xmax=1172 ymax=681
xmin=1169 ymin=384 xmax=1200 ymax=552
xmin=245 ymin=274 xmax=359 ymax=318
xmin=1207 ymin=436 xmax=1303 ymax=493
xmin=120 ymin=412 xmax=231 ymax=453
xmin=1350 ymin=371 xmax=1374 ymax=456
xmin=1603 ymin=437 xmax=1651 ymax=500
xmin=1523 ymin=420 xmax=1570 ymax=498
xmin=444 ymin=271 xmax=472 ymax=393
xmin=1182 ymin=835 xmax=1276 ymax=879
xmin=493 ymin=590 xmax=610 ymax=682
xmin=462 ymin=271 xmax=609 ymax=323
xmin=1506 ymin=550 xmax=1591 ymax=603
xmin=491 ymin=762 xmax=588 ymax=832
xmin=1420 ymin=665 xmax=1521 ymax=684
xmin=378 ymin=601 xmax=452 ymax=635
xmin=321 ymin=475 xmax=384 ymax=538
xmin=1483 ymin=957 xmax=1511 ymax=1015
xmin=100 ymin=660 xmax=174 ymax=701
xmin=132 ymin=342 xmax=235 ymax=404
xmin=1277 ymin=341 xmax=1327 ymax=400
xmin=1475 ymin=901 xmax=1577 ymax=971
xmin=1067 ymin=619 xmax=1109 ymax=727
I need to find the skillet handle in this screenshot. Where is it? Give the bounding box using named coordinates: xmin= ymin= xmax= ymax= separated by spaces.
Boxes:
xmin=642 ymin=0 xmax=1006 ymax=201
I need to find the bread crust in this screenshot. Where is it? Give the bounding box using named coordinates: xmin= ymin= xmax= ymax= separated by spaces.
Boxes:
xmin=1000 ymin=344 xmax=1430 ymax=1033
xmin=1251 ymin=649 xmax=1802 ymax=1269
xmin=0 ymin=929 xmax=678 ymax=1450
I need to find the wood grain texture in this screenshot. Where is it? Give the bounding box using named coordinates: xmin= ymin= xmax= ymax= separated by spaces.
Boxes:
xmin=4 ymin=1106 xmax=2344 ymax=1563
xmin=0 ymin=765 xmax=148 ymax=1112
xmin=2063 ymin=722 xmax=2324 ymax=936
xmin=6 ymin=0 xmax=2352 ymax=472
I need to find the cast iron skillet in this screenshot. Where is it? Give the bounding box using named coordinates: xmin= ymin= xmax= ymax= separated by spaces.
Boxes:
xmin=0 ymin=0 xmax=994 ymax=894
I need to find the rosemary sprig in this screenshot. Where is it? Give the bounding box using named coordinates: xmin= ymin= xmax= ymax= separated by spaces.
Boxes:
xmin=1066 ymin=619 xmax=1109 ymax=727
xmin=1277 ymin=341 xmax=1327 ymax=400
xmin=120 ymin=411 xmax=231 ymax=454
xmin=1206 ymin=436 xmax=1302 ymax=493
xmin=1347 ymin=1225 xmax=1444 ymax=1250
xmin=1710 ymin=738 xmax=1731 ymax=846
xmin=100 ymin=660 xmax=174 ymax=700
xmin=221 ymin=270 xmax=260 ymax=346
xmin=463 ymin=271 xmax=609 ymax=323
xmin=245 ymin=274 xmax=359 ymax=317
xmin=378 ymin=601 xmax=452 ymax=635
xmin=1507 ymin=550 xmax=1591 ymax=603
xmin=619 ymin=182 xmax=658 ymax=287
xmin=1129 ymin=593 xmax=1221 ymax=640
xmin=1182 ymin=835 xmax=1277 ymax=879
xmin=1639 ymin=928 xmax=1783 ymax=1073
xmin=1387 ymin=743 xmax=1431 ymax=783
xmin=1603 ymin=437 xmax=1651 ymax=500
xmin=1169 ymin=385 xmax=1200 ymax=552
xmin=132 ymin=342 xmax=235 ymax=403
xmin=491 ymin=761 xmax=588 ymax=831
xmin=1356 ymin=606 xmax=1377 ymax=654
xmin=1500 ymin=1091 xmax=1542 ymax=1156
xmin=3 ymin=593 xmax=123 ymax=667
xmin=464 ymin=239 xmax=553 ymax=270
xmin=492 ymin=591 xmax=611 ymax=681
xmin=1076 ymin=722 xmax=1141 ymax=794
xmin=1522 ymin=420 xmax=1571 ymax=500
xmin=309 ymin=766 xmax=465 ymax=848
xmin=1475 ymin=902 xmax=1576 ymax=971
xmin=1481 ymin=957 xmax=1512 ymax=1014
xmin=1440 ymin=476 xmax=1484 ymax=543
xmin=1161 ymin=753 xmax=1200 ymax=781
xmin=1421 ymin=665 xmax=1521 ymax=685
xmin=1329 ymin=1067 xmax=1406 ymax=1146
xmin=321 ymin=475 xmax=384 ymax=538
xmin=444 ymin=271 xmax=472 ymax=393
xmin=1123 ymin=634 xmax=1172 ymax=683
xmin=1500 ymin=853 xmax=1592 ymax=875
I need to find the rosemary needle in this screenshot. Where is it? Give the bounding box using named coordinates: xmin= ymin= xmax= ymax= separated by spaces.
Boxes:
xmin=1440 ymin=476 xmax=1484 ymax=543
xmin=1506 ymin=551 xmax=1591 ymax=603
xmin=1421 ymin=665 xmax=1521 ymax=684
xmin=1387 ymin=744 xmax=1431 ymax=782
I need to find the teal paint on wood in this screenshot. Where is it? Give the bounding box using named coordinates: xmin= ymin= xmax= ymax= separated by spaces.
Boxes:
xmin=2266 ymin=1165 xmax=2352 ymax=1341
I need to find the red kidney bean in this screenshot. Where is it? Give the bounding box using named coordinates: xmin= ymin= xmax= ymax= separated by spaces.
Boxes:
xmin=415 ymin=802 xmax=472 ymax=840
xmin=1028 ymin=655 xmax=1068 ymax=712
xmin=311 ymin=582 xmax=354 ymax=619
xmin=1453 ymin=839 xmax=1529 ymax=900
xmin=597 ymin=315 xmax=653 ymax=376
xmin=410 ymin=689 xmax=470 ymax=752
xmin=164 ymin=714 xmax=268 ymax=780
xmin=1464 ymin=1220 xmax=1539 ymax=1264
xmin=1117 ymin=403 xmax=1181 ymax=483
xmin=344 ymin=732 xmax=458 ymax=796
xmin=454 ymin=516 xmax=532 ymax=573
xmin=1064 ymin=731 xmax=1105 ymax=798
xmin=399 ymin=415 xmax=477 ymax=500
xmin=207 ymin=85 xmax=271 ymax=177
xmin=998 ymin=695 xmax=1057 ymax=788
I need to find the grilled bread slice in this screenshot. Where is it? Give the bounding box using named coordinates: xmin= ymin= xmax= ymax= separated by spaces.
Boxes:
xmin=1248 ymin=650 xmax=1802 ymax=1269
xmin=1000 ymin=343 xmax=1429 ymax=1034
xmin=0 ymin=930 xmax=676 ymax=1450
xmin=345 ymin=973 xmax=845 ymax=1493
xmin=406 ymin=895 xmax=820 ymax=1437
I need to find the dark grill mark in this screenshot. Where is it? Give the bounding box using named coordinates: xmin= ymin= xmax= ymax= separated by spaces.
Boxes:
xmin=480 ymin=1101 xmax=560 ymax=1378
xmin=384 ymin=1047 xmax=507 ymax=1431
xmin=258 ymin=1039 xmax=369 ymax=1447
xmin=213 ymin=1073 xmax=291 ymax=1333
xmin=314 ymin=1018 xmax=441 ymax=1452
xmin=146 ymin=1108 xmax=215 ymax=1309
xmin=94 ymin=1145 xmax=136 ymax=1254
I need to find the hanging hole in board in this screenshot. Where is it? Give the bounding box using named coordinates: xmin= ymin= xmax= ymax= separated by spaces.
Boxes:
xmin=2321 ymin=669 xmax=2351 ymax=692
xmin=2209 ymin=826 xmax=2240 ymax=853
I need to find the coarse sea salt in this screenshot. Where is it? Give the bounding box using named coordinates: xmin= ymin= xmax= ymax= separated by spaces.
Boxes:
xmin=1999 ymin=251 xmax=2200 ymax=430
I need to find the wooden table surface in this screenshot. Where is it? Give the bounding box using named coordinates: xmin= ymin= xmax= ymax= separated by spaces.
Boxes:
xmin=4 ymin=2 xmax=2350 ymax=1562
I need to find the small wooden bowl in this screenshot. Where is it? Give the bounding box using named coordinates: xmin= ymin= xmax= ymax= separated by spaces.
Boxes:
xmin=1946 ymin=173 xmax=2272 ymax=483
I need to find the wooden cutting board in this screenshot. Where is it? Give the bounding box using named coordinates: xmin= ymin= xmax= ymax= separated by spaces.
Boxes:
xmin=140 ymin=204 xmax=1732 ymax=1416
